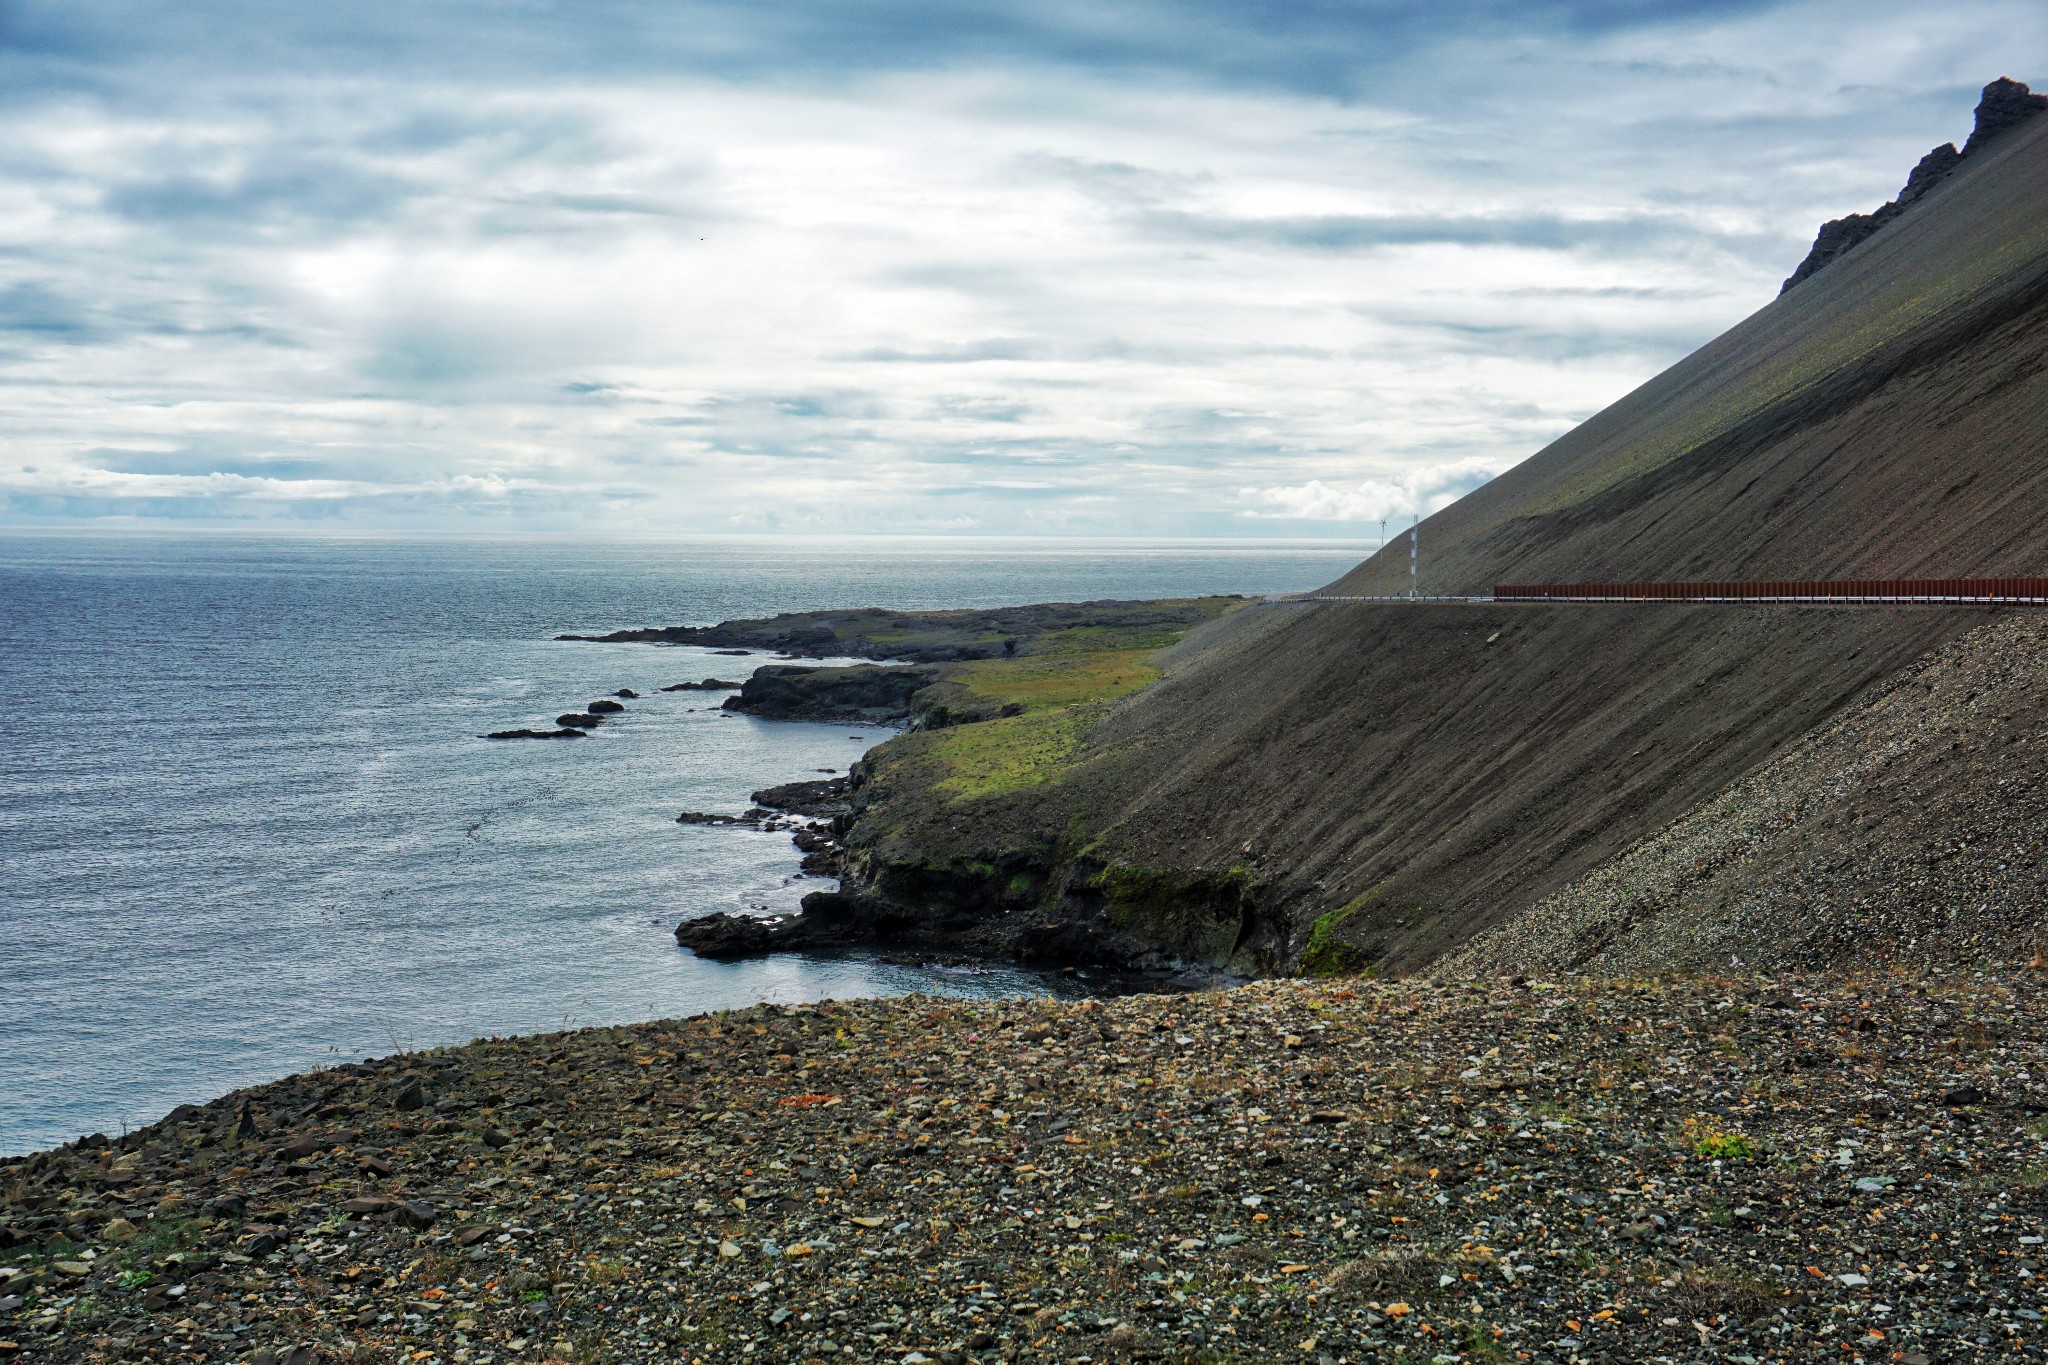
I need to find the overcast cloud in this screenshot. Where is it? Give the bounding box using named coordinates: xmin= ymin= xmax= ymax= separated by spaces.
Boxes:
xmin=0 ymin=0 xmax=2040 ymax=534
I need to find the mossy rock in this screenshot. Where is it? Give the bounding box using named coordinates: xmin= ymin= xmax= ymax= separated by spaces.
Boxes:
xmin=1300 ymin=890 xmax=1406 ymax=978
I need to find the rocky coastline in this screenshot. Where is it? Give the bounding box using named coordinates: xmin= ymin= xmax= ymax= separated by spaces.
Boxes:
xmin=558 ymin=599 xmax=1247 ymax=663
xmin=556 ymin=596 xmax=1266 ymax=975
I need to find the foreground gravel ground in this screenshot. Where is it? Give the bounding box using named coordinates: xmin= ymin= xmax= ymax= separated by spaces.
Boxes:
xmin=5 ymin=968 xmax=2047 ymax=1364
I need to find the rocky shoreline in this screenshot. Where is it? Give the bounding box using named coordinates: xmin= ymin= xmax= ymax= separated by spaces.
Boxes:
xmin=559 ymin=599 xmax=1247 ymax=664
xmin=6 ymin=967 xmax=2045 ymax=1363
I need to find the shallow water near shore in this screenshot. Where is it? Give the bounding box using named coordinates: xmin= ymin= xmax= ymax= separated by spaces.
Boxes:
xmin=0 ymin=531 xmax=1365 ymax=1154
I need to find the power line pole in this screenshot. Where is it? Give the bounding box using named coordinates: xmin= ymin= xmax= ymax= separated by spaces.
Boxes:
xmin=1409 ymin=515 xmax=1418 ymax=600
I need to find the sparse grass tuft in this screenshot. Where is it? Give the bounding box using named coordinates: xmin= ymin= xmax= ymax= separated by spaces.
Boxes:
xmin=1680 ymin=1115 xmax=1759 ymax=1160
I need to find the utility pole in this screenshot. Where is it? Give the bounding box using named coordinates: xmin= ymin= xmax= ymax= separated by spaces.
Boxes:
xmin=1409 ymin=515 xmax=1418 ymax=600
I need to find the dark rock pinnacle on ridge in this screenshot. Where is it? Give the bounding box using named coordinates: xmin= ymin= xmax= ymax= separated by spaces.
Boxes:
xmin=1782 ymin=76 xmax=2047 ymax=293
xmin=1961 ymin=74 xmax=2048 ymax=155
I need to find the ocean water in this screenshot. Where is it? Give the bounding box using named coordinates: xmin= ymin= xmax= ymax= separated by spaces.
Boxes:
xmin=0 ymin=532 xmax=1366 ymax=1155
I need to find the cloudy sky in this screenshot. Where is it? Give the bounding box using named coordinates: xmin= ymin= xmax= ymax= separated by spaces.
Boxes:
xmin=0 ymin=1 xmax=2039 ymax=536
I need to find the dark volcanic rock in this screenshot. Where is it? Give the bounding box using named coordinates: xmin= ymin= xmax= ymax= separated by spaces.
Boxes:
xmin=721 ymin=664 xmax=936 ymax=724
xmin=555 ymin=712 xmax=603 ymax=728
xmin=483 ymin=728 xmax=586 ymax=740
xmin=1961 ymin=75 xmax=2048 ymax=155
xmin=586 ymin=698 xmax=626 ymax=714
xmin=614 ymin=688 xmax=639 ymax=698
xmin=674 ymin=811 xmax=758 ymax=827
xmin=673 ymin=911 xmax=860 ymax=958
xmin=661 ymin=678 xmax=744 ymax=691
xmin=1784 ymin=77 xmax=2044 ymax=293
xmin=1781 ymin=141 xmax=1962 ymax=292
xmin=751 ymin=776 xmax=852 ymax=816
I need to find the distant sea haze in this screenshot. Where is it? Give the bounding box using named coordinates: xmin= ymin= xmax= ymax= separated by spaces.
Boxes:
xmin=0 ymin=533 xmax=1365 ymax=1154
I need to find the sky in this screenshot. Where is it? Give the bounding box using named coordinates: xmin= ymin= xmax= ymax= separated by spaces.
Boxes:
xmin=0 ymin=2 xmax=2040 ymax=537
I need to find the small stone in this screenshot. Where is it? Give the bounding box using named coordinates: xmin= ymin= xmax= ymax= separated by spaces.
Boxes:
xmin=99 ymin=1218 xmax=140 ymax=1245
xmin=393 ymin=1083 xmax=425 ymax=1112
xmin=51 ymin=1261 xmax=90 ymax=1277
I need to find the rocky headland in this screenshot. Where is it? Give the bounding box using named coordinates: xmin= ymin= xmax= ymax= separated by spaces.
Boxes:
xmin=721 ymin=666 xmax=943 ymax=727
xmin=559 ymin=599 xmax=1249 ymax=664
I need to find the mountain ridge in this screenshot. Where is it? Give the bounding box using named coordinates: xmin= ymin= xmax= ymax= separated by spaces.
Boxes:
xmin=1779 ymin=76 xmax=2047 ymax=294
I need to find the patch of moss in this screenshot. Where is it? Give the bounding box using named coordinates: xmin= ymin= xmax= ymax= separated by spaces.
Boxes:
xmin=1301 ymin=891 xmax=1384 ymax=978
xmin=922 ymin=648 xmax=1171 ymax=799
xmin=854 ymin=598 xmax=1251 ymax=804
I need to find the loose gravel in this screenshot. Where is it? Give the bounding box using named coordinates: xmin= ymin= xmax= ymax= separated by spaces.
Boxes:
xmin=6 ymin=968 xmax=2048 ymax=1363
xmin=1450 ymin=612 xmax=2048 ymax=977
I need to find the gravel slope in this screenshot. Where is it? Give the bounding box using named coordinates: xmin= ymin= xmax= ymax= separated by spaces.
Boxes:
xmin=1448 ymin=610 xmax=2048 ymax=976
xmin=6 ymin=969 xmax=2047 ymax=1363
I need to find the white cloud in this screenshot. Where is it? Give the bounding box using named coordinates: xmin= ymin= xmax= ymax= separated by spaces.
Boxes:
xmin=0 ymin=0 xmax=2043 ymax=532
xmin=1240 ymin=456 xmax=1509 ymax=523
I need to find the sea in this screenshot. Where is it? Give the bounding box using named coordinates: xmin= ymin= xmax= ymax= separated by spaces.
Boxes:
xmin=0 ymin=532 xmax=1367 ymax=1155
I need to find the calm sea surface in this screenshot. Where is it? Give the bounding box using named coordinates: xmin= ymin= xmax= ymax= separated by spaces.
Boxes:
xmin=0 ymin=533 xmax=1365 ymax=1154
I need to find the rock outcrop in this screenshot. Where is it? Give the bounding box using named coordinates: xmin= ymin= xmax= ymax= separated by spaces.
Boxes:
xmin=1961 ymin=74 xmax=2048 ymax=155
xmin=672 ymin=909 xmax=856 ymax=958
xmin=720 ymin=664 xmax=937 ymax=724
xmin=1783 ymin=77 xmax=2044 ymax=293
xmin=750 ymin=776 xmax=853 ymax=817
